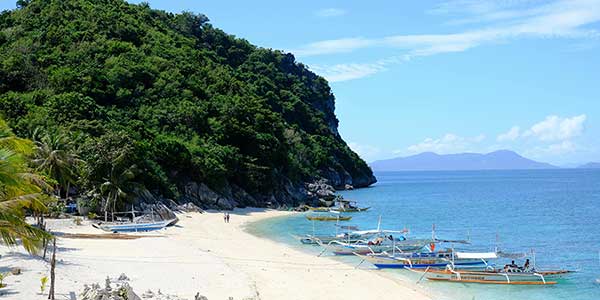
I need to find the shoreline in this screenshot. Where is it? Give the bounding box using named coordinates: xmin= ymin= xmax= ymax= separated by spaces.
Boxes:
xmin=0 ymin=208 xmax=432 ymax=300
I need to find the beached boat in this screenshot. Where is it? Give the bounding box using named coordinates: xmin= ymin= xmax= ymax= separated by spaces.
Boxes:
xmin=317 ymin=236 xmax=430 ymax=255
xmin=329 ymin=199 xmax=370 ymax=212
xmin=355 ymin=251 xmax=493 ymax=269
xmin=306 ymin=214 xmax=352 ymax=221
xmin=293 ymin=231 xmax=366 ymax=245
xmin=93 ymin=206 xmax=177 ymax=233
xmin=423 ymin=265 xmax=571 ymax=285
xmin=93 ymin=218 xmax=176 ymax=233
xmin=294 ymin=222 xmax=399 ymax=245
xmin=307 ymin=207 xmax=332 ymax=212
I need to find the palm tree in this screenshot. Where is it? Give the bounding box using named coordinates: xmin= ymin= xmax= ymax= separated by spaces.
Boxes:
xmin=100 ymin=164 xmax=142 ymax=222
xmin=32 ymin=130 xmax=82 ymax=199
xmin=0 ymin=119 xmax=51 ymax=253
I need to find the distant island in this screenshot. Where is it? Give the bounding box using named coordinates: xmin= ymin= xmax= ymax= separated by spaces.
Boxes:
xmin=577 ymin=162 xmax=600 ymax=169
xmin=370 ymin=150 xmax=558 ymax=171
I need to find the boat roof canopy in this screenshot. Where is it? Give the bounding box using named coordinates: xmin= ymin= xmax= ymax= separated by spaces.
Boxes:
xmin=455 ymin=252 xmax=498 ymax=259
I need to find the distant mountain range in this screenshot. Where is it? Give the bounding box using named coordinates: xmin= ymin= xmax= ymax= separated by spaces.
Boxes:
xmin=370 ymin=150 xmax=558 ymax=171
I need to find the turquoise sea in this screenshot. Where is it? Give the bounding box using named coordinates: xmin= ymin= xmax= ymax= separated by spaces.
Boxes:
xmin=248 ymin=169 xmax=600 ymax=300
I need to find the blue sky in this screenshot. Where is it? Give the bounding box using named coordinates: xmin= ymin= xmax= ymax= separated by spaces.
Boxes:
xmin=2 ymin=0 xmax=599 ymax=165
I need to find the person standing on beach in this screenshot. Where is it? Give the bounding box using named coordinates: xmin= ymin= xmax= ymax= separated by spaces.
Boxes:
xmin=224 ymin=212 xmax=227 ymax=223
xmin=226 ymin=213 xmax=230 ymax=223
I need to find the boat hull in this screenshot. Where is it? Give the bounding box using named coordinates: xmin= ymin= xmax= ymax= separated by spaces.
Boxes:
xmin=306 ymin=216 xmax=352 ymax=221
xmin=325 ymin=242 xmax=426 ymax=255
xmin=425 ymin=269 xmax=570 ymax=285
xmin=96 ymin=219 xmax=175 ymax=233
xmin=330 ymin=207 xmax=371 ymax=213
xmin=356 ymin=253 xmax=486 ymax=269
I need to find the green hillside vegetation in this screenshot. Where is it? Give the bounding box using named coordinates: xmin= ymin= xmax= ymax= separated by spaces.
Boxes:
xmin=0 ymin=0 xmax=375 ymax=211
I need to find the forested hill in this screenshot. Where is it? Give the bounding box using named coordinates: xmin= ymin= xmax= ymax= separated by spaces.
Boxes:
xmin=0 ymin=0 xmax=375 ymax=209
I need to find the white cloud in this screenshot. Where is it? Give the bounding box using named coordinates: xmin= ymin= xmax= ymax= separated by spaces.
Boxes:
xmin=308 ymin=55 xmax=410 ymax=82
xmin=292 ymin=38 xmax=372 ymax=56
xmin=292 ymin=0 xmax=600 ymax=57
xmin=497 ymin=126 xmax=521 ymax=142
xmin=315 ymin=8 xmax=346 ymax=18
xmin=523 ymin=114 xmax=587 ymax=141
xmin=348 ymin=142 xmax=381 ymax=161
xmin=310 ymin=62 xmax=385 ymax=82
xmin=406 ymin=133 xmax=486 ymax=154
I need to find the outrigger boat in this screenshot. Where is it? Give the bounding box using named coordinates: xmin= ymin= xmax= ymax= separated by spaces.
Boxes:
xmin=306 ymin=206 xmax=331 ymax=212
xmin=293 ymin=225 xmax=372 ymax=245
xmin=305 ymin=210 xmax=352 ymax=221
xmin=305 ymin=214 xmax=352 ymax=221
xmin=93 ymin=206 xmax=177 ymax=233
xmin=355 ymin=250 xmax=493 ymax=269
xmin=329 ymin=199 xmax=370 ymax=212
xmin=316 ymin=233 xmax=430 ymax=255
xmin=94 ymin=218 xmax=176 ymax=233
xmin=423 ymin=265 xmax=571 ymax=285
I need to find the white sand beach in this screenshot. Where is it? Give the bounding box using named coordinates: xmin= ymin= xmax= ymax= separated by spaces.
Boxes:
xmin=0 ymin=209 xmax=432 ymax=300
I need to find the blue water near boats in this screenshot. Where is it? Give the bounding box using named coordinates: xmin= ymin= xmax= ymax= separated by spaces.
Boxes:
xmin=248 ymin=169 xmax=600 ymax=300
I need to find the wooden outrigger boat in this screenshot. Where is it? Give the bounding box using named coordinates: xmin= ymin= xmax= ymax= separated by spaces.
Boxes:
xmin=307 ymin=207 xmax=332 ymax=212
xmin=355 ymin=250 xmax=492 ymax=269
xmin=306 ymin=214 xmax=352 ymax=221
xmin=423 ymin=266 xmax=571 ymax=285
xmin=304 ymin=198 xmax=369 ymax=213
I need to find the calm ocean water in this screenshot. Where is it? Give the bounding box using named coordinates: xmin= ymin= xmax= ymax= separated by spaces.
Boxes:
xmin=248 ymin=169 xmax=600 ymax=300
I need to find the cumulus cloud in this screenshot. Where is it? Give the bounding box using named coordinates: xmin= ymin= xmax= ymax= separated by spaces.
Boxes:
xmin=523 ymin=114 xmax=587 ymax=141
xmin=406 ymin=133 xmax=486 ymax=154
xmin=315 ymin=8 xmax=346 ymax=18
xmin=497 ymin=126 xmax=521 ymax=142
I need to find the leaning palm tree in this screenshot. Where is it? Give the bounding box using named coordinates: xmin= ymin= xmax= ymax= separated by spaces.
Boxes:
xmin=32 ymin=131 xmax=82 ymax=199
xmin=0 ymin=120 xmax=51 ymax=253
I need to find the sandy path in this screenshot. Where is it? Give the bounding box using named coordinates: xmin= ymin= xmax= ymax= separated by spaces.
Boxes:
xmin=0 ymin=209 xmax=432 ymax=300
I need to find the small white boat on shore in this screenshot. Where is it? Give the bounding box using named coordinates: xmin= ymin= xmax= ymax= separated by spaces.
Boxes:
xmin=93 ymin=218 xmax=177 ymax=233
xmin=93 ymin=206 xmax=178 ymax=233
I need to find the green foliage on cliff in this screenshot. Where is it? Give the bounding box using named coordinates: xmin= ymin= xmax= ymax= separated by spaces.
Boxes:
xmin=0 ymin=0 xmax=374 ymax=204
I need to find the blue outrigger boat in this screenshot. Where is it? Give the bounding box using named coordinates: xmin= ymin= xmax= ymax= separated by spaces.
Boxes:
xmin=93 ymin=206 xmax=177 ymax=233
xmin=93 ymin=218 xmax=176 ymax=233
xmin=355 ymin=250 xmax=494 ymax=269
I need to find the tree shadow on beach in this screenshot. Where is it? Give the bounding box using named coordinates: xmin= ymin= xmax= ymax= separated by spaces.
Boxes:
xmin=2 ymin=250 xmax=82 ymax=267
xmin=0 ymin=288 xmax=19 ymax=297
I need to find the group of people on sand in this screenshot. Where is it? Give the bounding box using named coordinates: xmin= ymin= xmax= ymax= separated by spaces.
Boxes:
xmin=223 ymin=212 xmax=231 ymax=223
xmin=504 ymin=259 xmax=531 ymax=272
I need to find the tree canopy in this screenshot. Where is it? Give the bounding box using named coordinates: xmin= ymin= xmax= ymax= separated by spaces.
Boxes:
xmin=0 ymin=0 xmax=375 ymax=207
